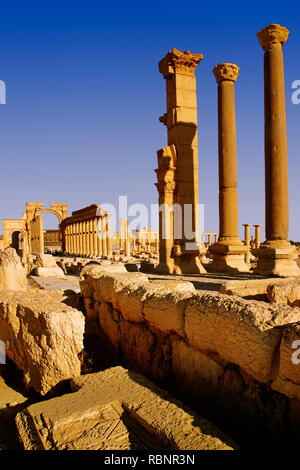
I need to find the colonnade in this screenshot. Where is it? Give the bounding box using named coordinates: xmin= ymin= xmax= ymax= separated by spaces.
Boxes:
xmin=63 ymin=207 xmax=112 ymax=258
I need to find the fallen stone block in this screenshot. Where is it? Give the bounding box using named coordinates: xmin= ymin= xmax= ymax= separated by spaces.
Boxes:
xmin=0 ymin=248 xmax=27 ymax=290
xmin=267 ymin=278 xmax=300 ymax=307
xmin=36 ymin=254 xmax=59 ymax=268
xmin=15 ymin=366 xmax=236 ymax=450
xmin=185 ymin=291 xmax=300 ymax=383
xmin=32 ymin=266 xmax=65 ymax=278
xmin=219 ymin=278 xmax=283 ymax=300
xmin=0 ymin=290 xmax=84 ymax=395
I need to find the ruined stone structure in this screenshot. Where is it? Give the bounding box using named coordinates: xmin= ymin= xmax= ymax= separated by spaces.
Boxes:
xmin=2 ymin=203 xmax=67 ymax=259
xmin=156 ymin=48 xmax=206 ymax=275
xmin=202 ymin=232 xmax=218 ymax=246
xmin=254 ymin=24 xmax=300 ymax=276
xmin=61 ymin=204 xmax=112 ymax=258
xmin=210 ymin=64 xmax=249 ymax=272
xmin=80 ymin=265 xmax=300 ymax=446
xmin=43 ymin=229 xmax=61 ymax=249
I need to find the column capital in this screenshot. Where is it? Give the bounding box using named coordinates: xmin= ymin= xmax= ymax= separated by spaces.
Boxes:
xmin=213 ymin=63 xmax=240 ymax=84
xmin=159 ymin=48 xmax=203 ymax=78
xmin=257 ymin=24 xmax=289 ymax=52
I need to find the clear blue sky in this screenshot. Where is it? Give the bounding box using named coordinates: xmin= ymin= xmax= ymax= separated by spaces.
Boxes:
xmin=0 ymin=1 xmax=299 ymax=240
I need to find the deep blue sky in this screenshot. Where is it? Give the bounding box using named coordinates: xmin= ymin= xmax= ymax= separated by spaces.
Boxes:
xmin=0 ymin=1 xmax=299 ymax=240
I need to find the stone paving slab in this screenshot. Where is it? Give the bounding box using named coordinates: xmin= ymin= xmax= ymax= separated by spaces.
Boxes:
xmin=15 ymin=366 xmax=237 ymax=450
xmin=30 ymin=275 xmax=80 ymax=293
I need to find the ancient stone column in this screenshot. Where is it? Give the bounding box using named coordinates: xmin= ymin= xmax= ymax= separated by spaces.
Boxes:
xmin=255 ymin=23 xmax=300 ymax=276
xmin=155 ymin=146 xmax=176 ymax=273
xmin=210 ymin=63 xmax=249 ymax=272
xmin=79 ymin=222 xmax=83 ymax=256
xmin=85 ymin=221 xmax=90 ymax=258
xmin=107 ymin=214 xmax=112 ymax=257
xmin=254 ymin=224 xmax=261 ymax=250
xmin=92 ymin=219 xmax=98 ymax=257
xmin=76 ymin=222 xmax=79 ymax=255
xmin=243 ymin=224 xmax=251 ymax=264
xmin=157 ymin=48 xmax=206 ymax=274
xmin=65 ymin=225 xmax=69 ymax=253
xmin=97 ymin=218 xmax=103 ymax=258
xmin=125 ymin=220 xmax=130 ymax=257
xmin=102 ymin=215 xmax=107 ymax=257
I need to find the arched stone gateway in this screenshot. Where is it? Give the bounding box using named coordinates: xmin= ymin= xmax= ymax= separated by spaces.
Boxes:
xmin=2 ymin=203 xmax=68 ymax=257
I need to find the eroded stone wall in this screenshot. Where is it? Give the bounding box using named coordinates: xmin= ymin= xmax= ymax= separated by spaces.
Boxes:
xmin=80 ymin=265 xmax=300 ymax=447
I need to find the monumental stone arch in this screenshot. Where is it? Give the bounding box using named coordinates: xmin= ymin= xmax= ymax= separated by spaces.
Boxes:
xmin=2 ymin=202 xmax=68 ymax=258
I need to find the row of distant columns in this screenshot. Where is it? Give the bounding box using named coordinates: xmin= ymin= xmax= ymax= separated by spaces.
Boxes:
xmin=118 ymin=220 xmax=159 ymax=256
xmin=65 ymin=215 xmax=112 ymax=258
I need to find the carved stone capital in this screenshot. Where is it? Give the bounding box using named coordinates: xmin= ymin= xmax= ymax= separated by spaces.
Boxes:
xmin=257 ymin=23 xmax=289 ymax=51
xmin=213 ymin=63 xmax=240 ymax=84
xmin=159 ymin=48 xmax=203 ymax=78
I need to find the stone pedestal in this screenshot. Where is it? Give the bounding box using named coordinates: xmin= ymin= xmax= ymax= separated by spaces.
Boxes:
xmin=253 ymin=240 xmax=299 ymax=277
xmin=209 ymin=63 xmax=249 ymax=273
xmin=255 ymin=24 xmax=300 ymax=277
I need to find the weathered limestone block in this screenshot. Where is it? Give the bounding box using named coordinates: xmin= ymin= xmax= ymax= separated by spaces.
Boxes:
xmin=0 ymin=290 xmax=84 ymax=395
xmin=32 ymin=267 xmax=65 ymax=278
xmin=185 ymin=292 xmax=300 ymax=383
xmin=79 ymin=264 xmax=128 ymax=297
xmin=98 ymin=302 xmax=120 ymax=350
xmin=84 ymin=297 xmax=99 ymax=320
xmin=36 ymin=254 xmax=58 ymax=268
xmin=0 ymin=248 xmax=27 ymax=290
xmin=143 ymin=288 xmax=194 ymax=337
xmin=271 ymin=322 xmax=300 ymax=399
xmin=267 ymin=278 xmax=300 ymax=307
xmin=220 ymin=278 xmax=283 ymax=299
xmin=15 ymin=366 xmax=236 ymax=450
xmin=171 ymin=338 xmax=225 ymax=406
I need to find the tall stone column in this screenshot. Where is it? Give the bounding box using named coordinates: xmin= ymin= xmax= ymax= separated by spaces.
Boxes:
xmin=76 ymin=222 xmax=79 ymax=255
xmin=65 ymin=225 xmax=69 ymax=253
xmin=254 ymin=224 xmax=261 ymax=250
xmin=97 ymin=218 xmax=103 ymax=258
xmin=243 ymin=224 xmax=251 ymax=264
xmin=102 ymin=215 xmax=107 ymax=257
xmin=125 ymin=220 xmax=130 ymax=257
xmin=157 ymin=48 xmax=206 ymax=274
xmin=79 ymin=222 xmax=83 ymax=256
xmin=155 ymin=146 xmax=176 ymax=273
xmin=107 ymin=214 xmax=112 ymax=257
xmin=210 ymin=63 xmax=249 ymax=272
xmin=92 ymin=219 xmax=98 ymax=257
xmin=86 ymin=220 xmax=90 ymax=258
xmin=255 ymin=23 xmax=300 ymax=276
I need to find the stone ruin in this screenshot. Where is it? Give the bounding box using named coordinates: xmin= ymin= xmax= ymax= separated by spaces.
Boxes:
xmin=0 ymin=23 xmax=300 ymax=451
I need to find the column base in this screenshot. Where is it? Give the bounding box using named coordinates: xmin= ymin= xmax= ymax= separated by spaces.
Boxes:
xmin=173 ymin=254 xmax=207 ymax=275
xmin=210 ymin=241 xmax=250 ymax=273
xmin=155 ymin=262 xmax=174 ymax=274
xmin=253 ymin=241 xmax=300 ymax=277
